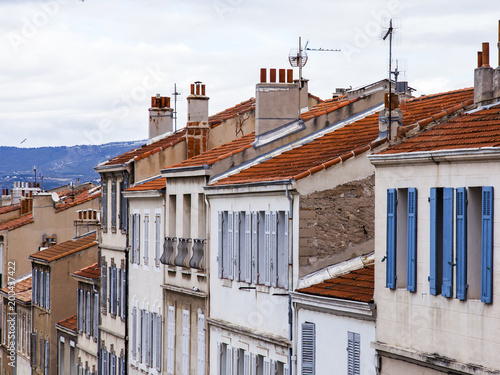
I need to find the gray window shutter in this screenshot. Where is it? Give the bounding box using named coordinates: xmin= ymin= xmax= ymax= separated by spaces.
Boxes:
xmin=197 ymin=312 xmax=205 ymax=375
xmin=79 ymin=289 xmax=84 ymax=330
xmin=243 ymin=351 xmax=250 ymax=375
xmin=227 ymin=211 xmax=234 ymax=280
xmin=233 ymin=348 xmax=239 ymax=375
xmin=167 ymin=305 xmax=175 ymax=375
xmin=112 ymin=267 xmax=118 ymax=315
xmin=33 ymin=269 xmax=38 ymax=305
xmin=77 ymin=288 xmax=81 ymax=331
xmin=133 ymin=214 xmax=141 ymax=264
xmin=217 ymin=343 xmax=221 ymax=375
xmin=145 ymin=311 xmax=151 ymax=366
xmin=182 ymin=309 xmax=190 ymax=375
xmin=263 ymin=357 xmax=270 ymax=375
xmin=218 ymin=212 xmax=224 ymax=278
xmin=302 ymin=322 xmax=315 ymax=374
xmin=40 ymin=271 xmax=45 ymax=308
xmin=111 ymin=180 xmax=116 ymax=229
xmin=155 ymin=215 xmax=161 ymax=267
xmin=234 ymin=211 xmax=240 ymax=281
xmin=144 ymin=215 xmax=150 ymax=265
xmin=155 ymin=313 xmax=162 ymax=371
xmin=277 ymin=211 xmax=289 ymax=289
xmin=244 ymin=212 xmax=252 ymax=283
xmin=270 ymin=211 xmax=278 ymax=287
xmin=86 ymin=291 xmax=91 ymax=334
xmin=102 ymin=180 xmax=108 ymax=228
xmin=132 ymin=307 xmax=137 ymax=360
xmin=347 ymin=332 xmax=361 ymax=375
xmin=120 ymin=268 xmax=126 ymax=318
xmin=30 ymin=333 xmax=36 ymax=366
xmin=252 ymin=212 xmax=259 ymax=284
xmin=93 ymin=293 xmax=99 ymax=339
xmin=226 ymin=346 xmax=233 ymax=375
xmin=264 ymin=211 xmax=271 ymax=286
xmin=45 ymin=272 xmax=50 ymax=309
xmin=139 ymin=309 xmax=144 ymax=362
xmin=44 ymin=339 xmax=49 ymax=375
xmin=101 ymin=264 xmax=107 ymax=312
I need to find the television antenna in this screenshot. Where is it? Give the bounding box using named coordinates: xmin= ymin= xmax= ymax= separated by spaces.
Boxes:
xmin=172 ymin=83 xmax=181 ymax=131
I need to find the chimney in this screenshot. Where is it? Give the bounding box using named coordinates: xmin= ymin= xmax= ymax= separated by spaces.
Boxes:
xmin=255 ymin=68 xmax=300 ymax=137
xmin=149 ymin=94 xmax=174 ymax=139
xmin=378 ymin=92 xmax=403 ymax=143
xmin=474 ymin=42 xmax=494 ymax=105
xmin=186 ymin=81 xmax=209 ymax=158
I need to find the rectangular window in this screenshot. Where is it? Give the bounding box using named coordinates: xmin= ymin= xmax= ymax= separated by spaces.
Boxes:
xmin=347 ymin=332 xmax=360 ymax=375
xmin=144 ymin=214 xmax=150 ymax=265
xmin=301 ymin=322 xmax=315 ymax=375
xmin=119 ymin=176 xmax=129 ymax=231
xmin=131 ymin=213 xmax=141 ymax=264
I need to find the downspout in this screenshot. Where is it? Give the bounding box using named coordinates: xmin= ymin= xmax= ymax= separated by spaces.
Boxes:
xmin=204 ymin=188 xmax=211 ymax=375
xmin=285 ymin=184 xmax=294 ymax=374
xmin=123 ymin=171 xmax=130 ymax=374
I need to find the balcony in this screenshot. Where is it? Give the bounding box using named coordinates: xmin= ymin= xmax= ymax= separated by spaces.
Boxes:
xmin=160 ymin=237 xmax=205 ymax=270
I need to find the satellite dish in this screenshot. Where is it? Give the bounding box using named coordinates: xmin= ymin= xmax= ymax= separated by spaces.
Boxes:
xmin=51 ymin=192 xmax=60 ymax=203
xmin=288 ymin=48 xmax=308 ymax=67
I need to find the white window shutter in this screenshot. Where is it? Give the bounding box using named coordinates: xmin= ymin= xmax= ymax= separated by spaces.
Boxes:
xmin=120 ymin=268 xmax=126 ymax=318
xmin=86 ymin=291 xmax=91 ymax=334
xmin=93 ymin=293 xmax=99 ymax=339
xmin=263 ymin=357 xmax=271 ymax=375
xmin=217 ymin=343 xmax=222 ymax=375
xmin=277 ymin=211 xmax=289 ymax=289
xmin=284 ymin=363 xmax=289 ymax=375
xmin=234 ymin=211 xmax=240 ymax=281
xmin=197 ymin=312 xmax=205 ymax=375
xmin=264 ymin=211 xmax=271 ymax=286
xmin=226 ymin=346 xmax=233 ymax=375
xmin=243 ymin=351 xmax=250 ymax=375
xmin=155 ymin=312 xmax=162 ymax=371
xmin=227 ymin=211 xmax=234 ymax=280
xmin=155 ymin=214 xmax=161 ymax=266
xmin=251 ymin=354 xmax=257 ymax=375
xmin=145 ymin=311 xmax=151 ymax=366
xmin=271 ymin=360 xmax=276 ymax=375
xmin=182 ymin=309 xmax=190 ymax=375
xmin=252 ymin=212 xmax=258 ymax=284
xmin=244 ymin=212 xmax=252 ymax=283
xmin=270 ymin=211 xmax=278 ymax=287
xmin=167 ymin=305 xmax=175 ymax=375
xmin=302 ymin=322 xmax=315 ymax=375
xmin=218 ymin=212 xmax=224 ymax=278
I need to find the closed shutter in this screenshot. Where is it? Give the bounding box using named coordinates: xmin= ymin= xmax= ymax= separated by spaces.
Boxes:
xmin=110 ymin=353 xmax=116 ymax=375
xmin=263 ymin=357 xmax=270 ymax=375
xmin=429 ymin=188 xmax=439 ymax=295
xmin=407 ymin=188 xmax=417 ymax=292
xmin=264 ymin=211 xmax=271 ymax=286
xmin=132 ymin=307 xmax=137 ymax=360
xmin=155 ymin=313 xmax=162 ymax=371
xmin=30 ymin=332 xmax=37 ymax=366
xmin=102 ymin=264 xmax=107 ymax=311
xmin=227 ymin=211 xmax=234 ymax=280
xmin=386 ymin=189 xmax=397 ymax=289
xmin=234 ymin=211 xmax=240 ymax=281
xmin=40 ymin=271 xmax=45 ymax=308
xmin=218 ymin=212 xmax=224 ymax=278
xmin=197 ymin=312 xmax=205 ymax=375
xmin=233 ymin=348 xmax=239 ymax=375
xmin=86 ymin=291 xmax=91 ymax=334
xmin=139 ymin=309 xmax=144 ymax=362
xmin=301 ymin=322 xmax=315 ymax=375
xmin=243 ymin=351 xmax=250 ymax=375
xmin=121 ymin=357 xmax=126 ymax=375
xmin=134 ymin=214 xmax=140 ymax=263
xmin=93 ymin=293 xmax=99 ymax=339
xmin=442 ymin=187 xmax=454 ymax=298
xmin=102 ymin=180 xmax=108 ymax=228
xmin=111 ymin=180 xmax=116 ymax=229
xmin=277 ymin=211 xmax=289 ymax=289
xmin=155 ymin=214 xmax=161 ymax=266
xmin=347 ymin=332 xmax=360 ymax=375
xmin=226 ymin=346 xmax=233 ymax=375
xmin=251 ymin=354 xmax=257 ymax=375
xmin=145 ymin=311 xmax=151 ymax=366
xmin=481 ymin=186 xmax=494 ymax=303
xmin=79 ymin=289 xmax=84 ymax=330
xmin=252 ymin=212 xmax=259 ymax=284
xmin=245 ymin=212 xmax=252 ymax=283
xmin=144 ymin=215 xmax=150 ymax=265
xmin=271 ymin=360 xmax=276 ymax=375
xmin=44 ymin=339 xmax=49 ymax=375
xmin=112 ymin=267 xmax=118 ymax=315
xmin=33 ymin=269 xmax=38 ymax=305
xmin=76 ymin=289 xmax=81 ymax=331
xmin=284 ymin=364 xmax=289 ymax=375
xmin=270 ymin=211 xmax=278 ymax=287
xmin=121 ymin=268 xmax=126 ymax=318
xmin=456 ymin=187 xmax=467 ymax=300
xmin=102 ymin=350 xmax=108 ymax=375
xmin=45 ymin=272 xmax=50 ymax=309
xmin=167 ymin=305 xmax=175 ymax=375
xmin=182 ymin=309 xmax=190 ymax=375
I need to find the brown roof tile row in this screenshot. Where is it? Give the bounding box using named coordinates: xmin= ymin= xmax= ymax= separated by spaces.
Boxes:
xmin=57 ymin=314 xmax=78 ymax=333
xmin=55 ymin=185 xmax=101 ymax=212
xmin=30 ymin=232 xmax=97 ymax=263
xmin=0 ymin=204 xmax=20 ymax=215
xmin=209 ymin=98 xmax=255 ymax=127
xmin=74 ymin=262 xmax=100 ymax=280
xmin=126 ymin=177 xmax=166 ymax=192
xmin=0 ymin=214 xmax=34 ymax=231
xmin=0 ymin=276 xmax=32 ymax=304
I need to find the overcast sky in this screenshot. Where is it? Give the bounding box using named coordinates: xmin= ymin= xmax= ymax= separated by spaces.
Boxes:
xmin=1 ymin=0 xmax=499 ymax=148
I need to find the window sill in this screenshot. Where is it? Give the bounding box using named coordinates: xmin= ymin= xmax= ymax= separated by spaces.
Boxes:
xmin=257 ymin=285 xmax=270 ymax=294
xmin=221 ymin=279 xmax=232 ymax=288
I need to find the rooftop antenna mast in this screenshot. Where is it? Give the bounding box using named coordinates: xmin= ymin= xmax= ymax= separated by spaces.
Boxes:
xmin=172 ymin=83 xmax=181 ymax=131
xmin=383 ymin=19 xmax=394 ymax=139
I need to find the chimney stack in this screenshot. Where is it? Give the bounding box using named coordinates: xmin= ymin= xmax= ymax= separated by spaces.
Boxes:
xmin=186 ymin=81 xmax=209 ymax=158
xmin=149 ymin=94 xmax=174 ymax=139
xmin=378 ymin=93 xmax=403 ymax=143
xmin=474 ymin=37 xmax=498 ymax=105
xmin=255 ymin=68 xmax=302 ymax=138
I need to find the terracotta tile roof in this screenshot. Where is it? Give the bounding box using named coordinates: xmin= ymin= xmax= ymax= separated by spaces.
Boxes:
xmin=29 ymin=232 xmax=97 ymax=263
xmin=0 ymin=276 xmax=32 ymax=303
xmin=57 ymin=314 xmax=77 ymax=333
xmin=55 ymin=184 xmax=101 ymax=212
xmin=300 ymin=97 xmax=359 ymax=122
xmin=213 ymin=88 xmax=474 ymax=186
xmin=0 ymin=213 xmax=33 ymax=231
xmin=209 ymin=98 xmax=255 ymax=127
xmin=100 ymin=130 xmax=187 ymax=167
xmin=381 ymin=101 xmax=500 ymax=154
xmin=296 ymin=264 xmax=374 ymax=303
xmin=308 ymin=92 xmax=324 ymax=103
xmin=165 ymin=132 xmax=256 ymax=170
xmin=73 ymin=262 xmax=99 ymax=280
xmin=126 ymin=177 xmax=166 ymax=192
xmin=0 ymin=204 xmax=20 ymax=215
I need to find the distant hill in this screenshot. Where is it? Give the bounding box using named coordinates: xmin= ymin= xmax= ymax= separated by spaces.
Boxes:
xmin=0 ymin=141 xmax=145 ymax=191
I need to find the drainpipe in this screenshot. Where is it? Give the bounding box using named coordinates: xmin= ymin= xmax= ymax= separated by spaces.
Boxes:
xmin=204 ymin=188 xmax=211 ymax=375
xmin=285 ymin=184 xmax=294 ymax=374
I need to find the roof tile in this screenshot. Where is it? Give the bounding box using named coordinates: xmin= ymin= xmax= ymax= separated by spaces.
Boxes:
xmin=126 ymin=177 xmax=166 ymax=192
xmin=57 ymin=314 xmax=77 ymax=333
xmin=0 ymin=214 xmax=34 ymax=231
xmin=30 ymin=232 xmax=97 ymax=263
xmin=73 ymin=262 xmax=99 ymax=280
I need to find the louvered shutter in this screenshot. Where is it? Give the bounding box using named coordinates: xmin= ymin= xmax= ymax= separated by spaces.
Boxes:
xmin=102 ymin=264 xmax=107 ymax=311
xmin=155 ymin=215 xmax=161 ymax=266
xmin=386 ymin=189 xmax=397 ymax=289
xmin=284 ymin=364 xmax=289 ymax=375
xmin=302 ymin=322 xmax=315 ymax=374
xmin=121 ymin=357 xmax=126 ymax=375
xmin=407 ymin=188 xmax=417 ymax=292
xmin=79 ymin=289 xmax=84 ymax=330
xmin=429 ymin=188 xmax=439 ymax=295
xmin=120 ymin=268 xmax=126 ymax=318
xmin=197 ymin=312 xmax=205 ymax=375
xmin=270 ymin=211 xmax=278 ymax=287
xmin=347 ymin=332 xmax=360 ymax=375
xmin=30 ymin=333 xmax=36 ymax=366
xmin=167 ymin=305 xmax=175 ymax=375
xmin=252 ymin=212 xmax=259 ymax=284
xmin=45 ymin=272 xmax=50 ymax=309
xmin=110 ymin=353 xmax=116 ymax=375
xmin=40 ymin=271 xmax=45 ymax=308
xmin=33 ymin=269 xmax=38 ymax=305
xmin=481 ymin=186 xmax=494 ymax=303
xmin=251 ymin=354 xmax=257 ymax=375
xmin=234 ymin=211 xmax=240 ymax=281
xmin=226 ymin=346 xmax=233 ymax=375
xmin=233 ymin=348 xmax=239 ymax=375
xmin=44 ymin=340 xmax=49 ymax=375
xmin=263 ymin=357 xmax=270 ymax=375
xmin=113 ymin=267 xmax=118 ymax=315
xmin=218 ymin=212 xmax=224 ymax=278
xmin=245 ymin=212 xmax=252 ymax=283
xmin=93 ymin=293 xmax=99 ymax=339
xmin=156 ymin=313 xmax=162 ymax=371
xmin=132 ymin=307 xmax=137 ymax=360
xmin=264 ymin=212 xmax=271 ymax=286
xmin=271 ymin=360 xmax=276 ymax=375
xmin=182 ymin=309 xmax=190 ymax=375
xmin=277 ymin=212 xmax=289 ymax=289
xmin=139 ymin=309 xmax=144 ymax=362
xmin=227 ymin=211 xmax=234 ymax=280
xmin=145 ymin=311 xmax=151 ymax=367
xmin=144 ymin=215 xmax=149 ymax=265
xmin=111 ymin=180 xmax=116 ymax=229
xmin=102 ymin=350 xmax=108 ymax=375
xmin=456 ymin=187 xmax=467 ymax=300
xmin=86 ymin=291 xmax=91 ymax=334
xmin=76 ymin=289 xmax=81 ymax=331
xmin=217 ymin=343 xmax=222 ymax=375
xmin=442 ymin=187 xmax=454 ymax=298
xmin=102 ymin=180 xmax=108 ymax=228
xmin=243 ymin=351 xmax=250 ymax=375
xmin=134 ymin=214 xmax=140 ymax=264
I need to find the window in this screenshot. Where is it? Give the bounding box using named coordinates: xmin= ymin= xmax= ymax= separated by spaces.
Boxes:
xmin=386 ymin=188 xmax=417 ymax=291
xmin=59 ymin=340 xmax=65 ymax=375
xmin=76 ymin=287 xmax=99 ymax=339
xmin=131 ymin=306 xmax=137 ymax=361
xmin=144 ymin=214 xmax=150 ymax=265
xmin=430 ymin=186 xmax=494 ymax=302
xmin=102 ymin=180 xmax=108 ymax=229
xmin=182 ymin=309 xmax=190 ymax=375
xmin=218 ymin=210 xmax=289 ymax=288
xmin=131 ymin=214 xmax=140 ymax=264
xmin=217 ymin=344 xmax=287 ymax=375
xmin=119 ymin=268 xmax=126 ymax=319
xmin=153 ymin=312 xmax=162 ymax=371
xmin=111 ymin=179 xmax=117 ymax=230
xmin=109 ymin=265 xmax=118 ymax=316
xmin=30 ymin=332 xmax=37 ymax=367
xmin=136 ymin=308 xmax=161 ymax=368
xmin=101 ymin=260 xmax=107 ymax=314
xmin=155 ymin=214 xmax=161 ymax=267
xmin=347 ymin=332 xmax=360 ymax=375
xmin=167 ymin=305 xmax=175 ymax=375
xmin=119 ymin=174 xmax=129 ymax=231
xmin=32 ymin=266 xmax=50 ymax=309
xmin=197 ymin=311 xmax=205 ymax=375
xmin=301 ymin=322 xmax=315 ymax=375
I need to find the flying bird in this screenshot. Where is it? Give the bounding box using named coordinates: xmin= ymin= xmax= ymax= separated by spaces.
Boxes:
xmin=20 ymin=138 xmax=27 ymax=144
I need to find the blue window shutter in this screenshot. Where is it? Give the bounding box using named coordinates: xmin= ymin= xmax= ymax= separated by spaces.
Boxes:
xmin=386 ymin=189 xmax=397 ymax=289
xmin=442 ymin=187 xmax=454 ymax=298
xmin=481 ymin=186 xmax=493 ymax=303
xmin=301 ymin=322 xmax=315 ymax=375
xmin=218 ymin=212 xmax=223 ymax=279
xmin=252 ymin=212 xmax=259 ymax=285
xmin=456 ymin=187 xmax=467 ymax=300
xmin=407 ymin=188 xmax=417 ymax=292
xmin=429 ymin=188 xmax=438 ymax=295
